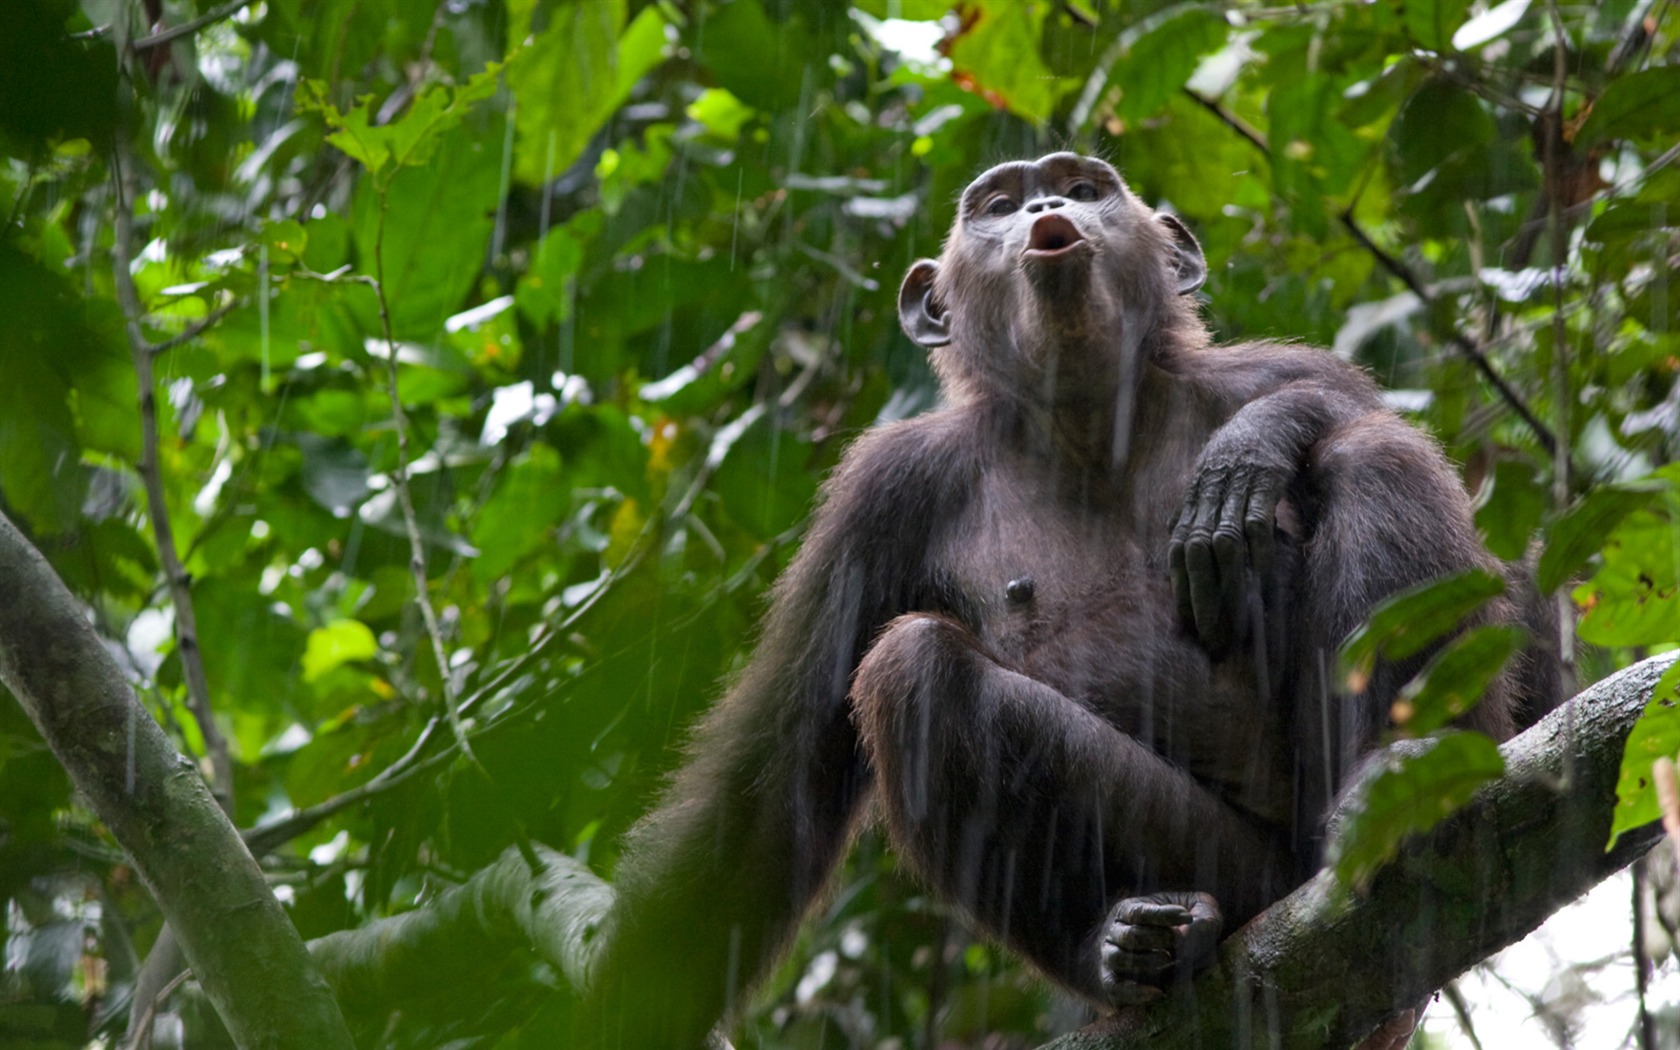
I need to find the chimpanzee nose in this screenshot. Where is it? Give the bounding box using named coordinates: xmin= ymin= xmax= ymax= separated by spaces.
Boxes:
xmin=1025 ymin=196 xmax=1068 ymax=214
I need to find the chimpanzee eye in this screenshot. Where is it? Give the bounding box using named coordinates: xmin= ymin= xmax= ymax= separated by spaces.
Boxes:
xmin=1067 ymin=181 xmax=1099 ymax=202
xmin=985 ymin=195 xmax=1018 ymax=216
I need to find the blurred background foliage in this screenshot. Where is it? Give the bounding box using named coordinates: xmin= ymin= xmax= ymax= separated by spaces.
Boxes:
xmin=3 ymin=0 xmax=1680 ymax=1046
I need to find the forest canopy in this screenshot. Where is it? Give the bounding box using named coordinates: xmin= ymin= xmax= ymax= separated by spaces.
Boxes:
xmin=3 ymin=1 xmax=1680 ymax=1047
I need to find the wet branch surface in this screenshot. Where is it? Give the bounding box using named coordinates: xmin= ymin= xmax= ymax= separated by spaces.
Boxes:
xmin=0 ymin=511 xmax=354 ymax=1050
xmin=1045 ymin=653 xmax=1672 ymax=1050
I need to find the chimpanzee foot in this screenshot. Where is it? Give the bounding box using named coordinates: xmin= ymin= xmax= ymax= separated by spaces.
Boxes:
xmin=1099 ymin=891 xmax=1223 ymax=1007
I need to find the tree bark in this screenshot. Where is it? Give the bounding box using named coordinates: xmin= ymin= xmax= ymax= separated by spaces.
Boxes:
xmin=1044 ymin=652 xmax=1673 ymax=1050
xmin=0 ymin=512 xmax=356 ymax=1050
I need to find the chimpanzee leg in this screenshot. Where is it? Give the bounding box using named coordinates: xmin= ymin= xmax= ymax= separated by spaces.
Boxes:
xmin=1292 ymin=416 xmax=1518 ymax=847
xmin=850 ymin=614 xmax=1293 ymax=1004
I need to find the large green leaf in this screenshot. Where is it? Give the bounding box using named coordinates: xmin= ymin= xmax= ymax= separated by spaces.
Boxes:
xmin=507 ymin=1 xmax=665 ymax=186
xmin=1108 ymin=8 xmax=1228 ymax=122
xmin=1396 ymin=625 xmax=1526 ymax=737
xmin=945 ymin=0 xmax=1060 ymax=122
xmin=470 ymin=444 xmax=571 ymax=583
xmin=1538 ymin=480 xmax=1665 ymax=594
xmin=350 ymin=119 xmax=503 ymax=340
xmin=1607 ymin=659 xmax=1680 ymax=850
xmin=1402 ymin=0 xmax=1471 ymax=51
xmin=1340 ymin=568 xmax=1507 ymax=676
xmin=1330 ymin=730 xmax=1505 ymax=889
xmin=1576 ymin=500 xmax=1680 ymax=647
xmin=1577 ymin=66 xmax=1680 ymax=148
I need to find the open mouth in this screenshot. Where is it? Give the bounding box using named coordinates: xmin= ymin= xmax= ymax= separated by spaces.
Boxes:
xmin=1023 ymin=213 xmax=1086 ymax=259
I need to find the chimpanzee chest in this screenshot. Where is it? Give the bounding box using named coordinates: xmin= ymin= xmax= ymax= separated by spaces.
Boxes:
xmin=932 ymin=466 xmax=1297 ymax=825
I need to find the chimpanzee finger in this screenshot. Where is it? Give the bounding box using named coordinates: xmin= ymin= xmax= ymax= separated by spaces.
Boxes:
xmin=1185 ymin=540 xmax=1226 ymax=652
xmin=1169 ymin=537 xmax=1194 ymax=630
xmin=1112 ymin=899 xmax=1192 ymax=926
xmin=1108 ymin=922 xmax=1177 ymax=955
xmin=1103 ymin=944 xmax=1175 ymax=983
xmin=1215 ymin=485 xmax=1250 ymax=632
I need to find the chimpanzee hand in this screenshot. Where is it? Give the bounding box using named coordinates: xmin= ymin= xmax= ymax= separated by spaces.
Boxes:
xmin=1168 ymin=432 xmax=1295 ymax=657
xmin=1100 ymin=891 xmax=1223 ymax=1007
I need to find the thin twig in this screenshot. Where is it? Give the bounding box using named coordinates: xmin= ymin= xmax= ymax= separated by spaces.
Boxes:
xmin=109 ymin=147 xmax=234 ymax=813
xmin=1544 ymin=0 xmax=1580 ymax=720
xmin=148 ymin=298 xmax=241 ymax=355
xmin=368 ymin=190 xmax=476 ymax=764
xmin=1183 ymin=88 xmax=1268 ymax=156
xmin=1188 ymin=82 xmax=1558 ymax=456
xmin=133 ymin=0 xmax=256 ymax=52
xmin=245 ymin=739 xmax=456 ymax=854
xmin=1442 ymin=980 xmax=1485 ymax=1050
xmin=126 ymin=968 xmax=191 ymax=1050
xmin=1338 ymin=213 xmax=1558 ymax=456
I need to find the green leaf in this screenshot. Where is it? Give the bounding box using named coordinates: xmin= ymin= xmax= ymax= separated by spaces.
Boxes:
xmin=712 ymin=413 xmax=817 ymax=540
xmin=0 ymin=246 xmax=101 ymax=533
xmin=508 ymin=1 xmax=665 ymax=185
xmin=303 ymin=619 xmax=380 ymax=683
xmin=351 ymin=119 xmax=502 ymax=340
xmin=1474 ymin=459 xmax=1547 ymax=562
xmin=687 ymin=88 xmax=756 ymax=144
xmin=1390 ymin=78 xmax=1494 ymax=186
xmin=515 ymin=222 xmax=589 ymax=329
xmin=1109 ymin=8 xmax=1227 ymax=121
xmin=1576 ymin=503 xmax=1680 ymax=647
xmin=945 ymin=0 xmax=1060 ymax=122
xmin=694 ymin=0 xmax=816 ymax=111
xmin=261 ymin=219 xmax=309 ymax=265
xmin=470 ymin=444 xmax=570 ymax=583
xmin=1340 ymin=568 xmax=1506 ymax=675
xmin=1330 ymin=730 xmax=1505 ymax=889
xmin=1577 ymin=67 xmax=1680 ymax=149
xmin=1608 ymin=659 xmax=1680 ymax=850
xmin=639 ymin=309 xmax=774 ymax=415
xmin=1538 ymin=481 xmax=1665 ymax=594
xmin=1403 ymin=0 xmax=1471 ymax=51
xmin=1396 ymin=625 xmax=1526 ymax=737
xmin=298 ymin=64 xmax=503 ymax=178
xmin=853 ymin=0 xmax=951 ymax=17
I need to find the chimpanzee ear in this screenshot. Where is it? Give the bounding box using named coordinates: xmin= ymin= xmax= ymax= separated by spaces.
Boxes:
xmin=1157 ymin=213 xmax=1207 ymax=296
xmin=898 ymin=259 xmax=951 ymax=348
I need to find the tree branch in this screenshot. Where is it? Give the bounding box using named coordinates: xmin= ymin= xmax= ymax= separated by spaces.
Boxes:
xmin=148 ymin=297 xmax=241 ymax=355
xmin=1043 ymin=653 xmax=1673 ymax=1050
xmin=109 ymin=145 xmax=233 ymax=811
xmin=0 ymin=510 xmax=355 ymax=1049
xmin=133 ymin=0 xmax=256 ymax=52
xmin=1337 ymin=212 xmax=1559 ymax=457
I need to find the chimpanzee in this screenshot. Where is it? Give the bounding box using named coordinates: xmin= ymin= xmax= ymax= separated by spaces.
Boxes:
xmin=578 ymin=153 xmax=1527 ymax=1047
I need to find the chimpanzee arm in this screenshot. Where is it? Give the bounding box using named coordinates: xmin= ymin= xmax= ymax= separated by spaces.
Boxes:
xmin=578 ymin=421 xmax=975 ymax=1049
xmin=1169 ymin=379 xmax=1380 ymax=655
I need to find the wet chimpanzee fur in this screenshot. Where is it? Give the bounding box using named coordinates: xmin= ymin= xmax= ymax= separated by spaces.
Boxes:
xmin=578 ymin=153 xmax=1545 ymax=1047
